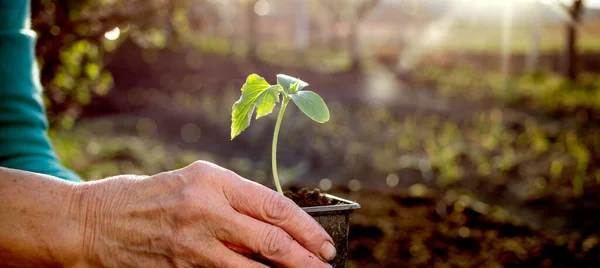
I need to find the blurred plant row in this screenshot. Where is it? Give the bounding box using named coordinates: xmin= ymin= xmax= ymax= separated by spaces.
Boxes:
xmin=53 ymin=71 xmax=600 ymax=203
xmin=418 ymin=65 xmax=600 ymax=116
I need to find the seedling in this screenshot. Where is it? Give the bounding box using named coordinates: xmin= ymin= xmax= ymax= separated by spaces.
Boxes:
xmin=231 ymin=74 xmax=330 ymax=195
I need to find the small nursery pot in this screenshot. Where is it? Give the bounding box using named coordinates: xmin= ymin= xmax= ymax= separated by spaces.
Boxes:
xmin=302 ymin=194 xmax=360 ymax=268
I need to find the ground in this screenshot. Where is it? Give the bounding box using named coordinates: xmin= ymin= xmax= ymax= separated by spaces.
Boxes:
xmin=341 ymin=189 xmax=600 ymax=267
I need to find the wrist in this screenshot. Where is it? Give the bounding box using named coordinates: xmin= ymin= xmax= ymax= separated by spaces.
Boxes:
xmin=65 ymin=176 xmax=140 ymax=266
xmin=65 ymin=180 xmax=107 ymax=266
xmin=45 ymin=181 xmax=90 ymax=267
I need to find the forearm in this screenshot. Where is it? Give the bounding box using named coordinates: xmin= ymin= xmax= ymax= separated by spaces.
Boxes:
xmin=0 ymin=167 xmax=81 ymax=267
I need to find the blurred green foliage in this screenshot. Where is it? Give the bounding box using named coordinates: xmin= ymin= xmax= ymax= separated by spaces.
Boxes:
xmin=34 ymin=0 xmax=359 ymax=128
xmin=33 ymin=0 xmax=178 ymax=128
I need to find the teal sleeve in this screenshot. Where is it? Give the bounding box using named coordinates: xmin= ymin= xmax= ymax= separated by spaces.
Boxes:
xmin=0 ymin=0 xmax=82 ymax=182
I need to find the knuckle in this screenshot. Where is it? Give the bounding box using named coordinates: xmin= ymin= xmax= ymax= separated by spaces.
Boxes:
xmin=185 ymin=161 xmax=235 ymax=185
xmin=187 ymin=161 xmax=211 ymax=173
xmin=262 ymin=192 xmax=291 ymax=223
xmin=260 ymin=226 xmax=291 ymax=258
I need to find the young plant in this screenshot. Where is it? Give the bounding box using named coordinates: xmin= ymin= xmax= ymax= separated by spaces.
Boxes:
xmin=231 ymin=74 xmax=330 ymax=195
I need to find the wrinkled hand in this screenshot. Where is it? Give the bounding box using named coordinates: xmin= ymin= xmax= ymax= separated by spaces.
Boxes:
xmin=71 ymin=161 xmax=335 ymax=267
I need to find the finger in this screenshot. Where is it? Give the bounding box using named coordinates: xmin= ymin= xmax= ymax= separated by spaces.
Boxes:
xmin=179 ymin=161 xmax=336 ymax=261
xmin=222 ymin=174 xmax=337 ymax=262
xmin=198 ymin=241 xmax=269 ymax=268
xmin=215 ymin=210 xmax=332 ymax=268
xmin=224 ymin=241 xmax=253 ymax=258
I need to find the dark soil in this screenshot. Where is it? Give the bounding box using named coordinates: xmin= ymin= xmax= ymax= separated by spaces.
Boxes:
xmin=257 ymin=188 xmax=600 ymax=267
xmin=284 ymin=187 xmax=339 ymax=207
xmin=333 ymin=189 xmax=600 ymax=268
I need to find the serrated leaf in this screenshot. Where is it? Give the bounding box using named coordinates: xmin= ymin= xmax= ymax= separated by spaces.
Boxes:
xmin=277 ymin=74 xmax=308 ymax=94
xmin=290 ymin=91 xmax=330 ymax=123
xmin=255 ymin=85 xmax=281 ymax=119
xmin=231 ymin=74 xmax=281 ymax=139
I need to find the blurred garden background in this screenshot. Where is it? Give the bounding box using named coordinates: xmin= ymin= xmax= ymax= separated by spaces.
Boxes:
xmin=37 ymin=0 xmax=600 ymax=266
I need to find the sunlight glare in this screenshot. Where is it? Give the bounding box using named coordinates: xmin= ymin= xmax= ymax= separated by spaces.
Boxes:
xmin=254 ymin=0 xmax=270 ymax=16
xmin=104 ymin=27 xmax=120 ymax=41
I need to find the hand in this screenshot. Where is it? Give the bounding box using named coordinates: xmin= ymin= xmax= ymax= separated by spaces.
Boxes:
xmin=71 ymin=161 xmax=336 ymax=267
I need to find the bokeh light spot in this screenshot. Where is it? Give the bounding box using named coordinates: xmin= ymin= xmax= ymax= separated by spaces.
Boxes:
xmin=454 ymin=200 xmax=466 ymax=213
xmin=180 ymin=123 xmax=202 ymax=144
xmin=386 ymin=173 xmax=400 ymax=188
xmin=104 ymin=27 xmax=120 ymax=41
xmin=319 ymin=178 xmax=332 ymax=191
xmin=254 ymin=0 xmax=270 ymax=16
xmin=86 ymin=141 xmax=101 ymax=156
xmin=44 ymin=2 xmax=56 ymax=13
xmin=348 ymin=179 xmax=362 ymax=192
xmin=408 ymin=183 xmax=428 ymax=197
xmin=50 ymin=25 xmax=60 ymax=36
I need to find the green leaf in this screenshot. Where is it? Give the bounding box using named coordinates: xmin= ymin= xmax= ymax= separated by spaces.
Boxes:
xmin=290 ymin=81 xmax=300 ymax=94
xmin=290 ymin=91 xmax=330 ymax=123
xmin=277 ymin=74 xmax=308 ymax=94
xmin=255 ymin=85 xmax=281 ymax=119
xmin=231 ymin=74 xmax=281 ymax=139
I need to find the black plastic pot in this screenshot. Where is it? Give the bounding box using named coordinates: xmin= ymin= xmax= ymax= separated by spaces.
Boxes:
xmin=302 ymin=194 xmax=360 ymax=268
xmin=255 ymin=194 xmax=360 ymax=267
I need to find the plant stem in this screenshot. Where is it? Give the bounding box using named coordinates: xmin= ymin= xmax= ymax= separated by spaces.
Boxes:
xmin=272 ymin=97 xmax=290 ymax=195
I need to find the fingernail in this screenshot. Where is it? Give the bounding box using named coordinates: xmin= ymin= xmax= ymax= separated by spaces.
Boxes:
xmin=320 ymin=242 xmax=336 ymax=261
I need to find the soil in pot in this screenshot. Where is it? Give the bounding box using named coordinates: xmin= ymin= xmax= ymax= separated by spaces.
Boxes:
xmin=254 ymin=188 xmax=353 ymax=268
xmin=284 ymin=187 xmax=340 ymax=207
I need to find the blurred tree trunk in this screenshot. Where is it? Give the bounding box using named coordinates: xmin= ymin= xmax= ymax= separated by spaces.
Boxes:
xmin=246 ymin=0 xmax=259 ymax=60
xmin=527 ymin=1 xmax=541 ymax=72
xmin=348 ymin=0 xmax=381 ymax=70
xmin=565 ymin=0 xmax=584 ymax=81
xmin=318 ymin=1 xmax=342 ymax=52
xmin=295 ymin=0 xmax=310 ymax=53
xmin=165 ymin=0 xmax=177 ymax=46
xmin=501 ymin=2 xmax=513 ymax=79
xmin=318 ymin=0 xmax=380 ymax=69
xmin=348 ymin=20 xmax=360 ymax=69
